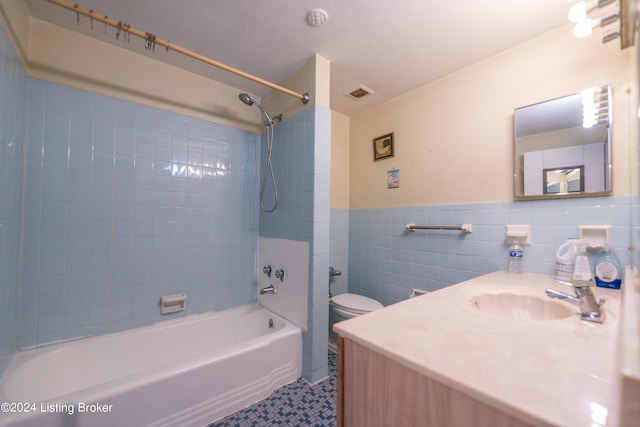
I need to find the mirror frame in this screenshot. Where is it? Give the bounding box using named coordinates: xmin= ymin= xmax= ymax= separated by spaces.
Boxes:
xmin=513 ymin=85 xmax=612 ymax=201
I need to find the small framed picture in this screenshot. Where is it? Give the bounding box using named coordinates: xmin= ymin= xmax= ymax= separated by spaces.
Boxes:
xmin=373 ymin=132 xmax=394 ymax=161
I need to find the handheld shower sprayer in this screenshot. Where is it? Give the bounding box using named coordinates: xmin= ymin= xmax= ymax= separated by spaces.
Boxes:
xmin=238 ymin=93 xmax=253 ymax=106
xmin=238 ymin=93 xmax=279 ymax=212
xmin=238 ymin=93 xmax=273 ymax=126
xmin=238 ymin=93 xmax=252 ymax=105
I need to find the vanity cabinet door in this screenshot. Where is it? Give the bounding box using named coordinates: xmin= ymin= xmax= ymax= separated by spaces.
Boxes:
xmin=336 ymin=337 xmax=537 ymax=427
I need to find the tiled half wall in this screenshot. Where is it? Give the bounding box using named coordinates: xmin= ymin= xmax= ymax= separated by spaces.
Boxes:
xmin=348 ymin=196 xmax=638 ymax=306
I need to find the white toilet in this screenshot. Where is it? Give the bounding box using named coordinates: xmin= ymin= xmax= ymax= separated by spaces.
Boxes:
xmin=329 ymin=293 xmax=383 ymax=345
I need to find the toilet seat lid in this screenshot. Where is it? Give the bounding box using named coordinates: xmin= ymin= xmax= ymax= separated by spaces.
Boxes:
xmin=331 ymin=293 xmax=383 ymax=312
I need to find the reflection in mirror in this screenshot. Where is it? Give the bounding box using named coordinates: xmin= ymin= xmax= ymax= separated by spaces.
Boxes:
xmin=514 ymin=86 xmax=612 ymax=199
xmin=543 ymin=166 xmax=584 ymax=195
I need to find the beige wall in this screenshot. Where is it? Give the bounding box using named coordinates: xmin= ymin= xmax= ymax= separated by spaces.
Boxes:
xmin=0 ymin=3 xmax=265 ymax=132
xmin=25 ymin=18 xmax=330 ymax=134
xmin=331 ymin=111 xmax=350 ymax=208
xmin=264 ymin=54 xmax=330 ymax=123
xmin=349 ymin=24 xmax=636 ymax=209
xmin=28 ymin=18 xmax=264 ymax=131
xmin=0 ymin=0 xmax=29 ymax=63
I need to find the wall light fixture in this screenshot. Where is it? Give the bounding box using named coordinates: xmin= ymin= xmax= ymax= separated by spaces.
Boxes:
xmin=568 ymin=0 xmax=617 ymax=23
xmin=567 ymin=0 xmax=621 ymax=42
xmin=566 ymin=0 xmax=638 ymax=49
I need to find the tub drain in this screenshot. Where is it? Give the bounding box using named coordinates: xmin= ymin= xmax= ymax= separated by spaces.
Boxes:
xmin=268 ymin=318 xmax=275 ymax=329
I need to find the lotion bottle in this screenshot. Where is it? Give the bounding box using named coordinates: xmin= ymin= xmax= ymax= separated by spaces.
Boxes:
xmin=572 ymin=243 xmax=593 ymax=284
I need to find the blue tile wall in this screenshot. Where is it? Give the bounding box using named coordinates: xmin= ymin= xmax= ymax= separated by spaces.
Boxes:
xmin=0 ymin=22 xmax=27 ymax=372
xmin=258 ymin=108 xmax=315 ymax=241
xmin=309 ymin=105 xmax=331 ymax=384
xmin=349 ymin=196 xmax=636 ymax=306
xmin=19 ymin=79 xmax=259 ymax=349
xmin=259 ymin=105 xmax=331 ymax=384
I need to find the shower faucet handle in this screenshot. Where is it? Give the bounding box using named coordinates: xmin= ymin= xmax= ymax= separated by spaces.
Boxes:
xmin=263 ymin=265 xmax=272 ymax=277
xmin=275 ymin=268 xmax=285 ymax=281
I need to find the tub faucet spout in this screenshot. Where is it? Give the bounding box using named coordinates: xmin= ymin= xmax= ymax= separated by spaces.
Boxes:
xmin=260 ymin=284 xmax=277 ymax=295
xmin=545 ymin=282 xmax=604 ymax=323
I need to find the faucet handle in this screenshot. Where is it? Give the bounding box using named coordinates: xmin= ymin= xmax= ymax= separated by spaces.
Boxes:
xmin=263 ymin=265 xmax=272 ymax=277
xmin=329 ymin=266 xmax=342 ymax=277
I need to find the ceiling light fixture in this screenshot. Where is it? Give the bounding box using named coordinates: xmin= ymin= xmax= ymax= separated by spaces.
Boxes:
xmin=306 ymin=8 xmax=329 ymax=27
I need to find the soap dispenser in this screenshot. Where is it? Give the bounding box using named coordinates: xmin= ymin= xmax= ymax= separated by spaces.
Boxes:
xmin=594 ymin=244 xmax=622 ymax=289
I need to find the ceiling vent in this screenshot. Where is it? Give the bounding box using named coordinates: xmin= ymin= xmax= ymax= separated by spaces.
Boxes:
xmin=347 ymin=85 xmax=374 ymax=100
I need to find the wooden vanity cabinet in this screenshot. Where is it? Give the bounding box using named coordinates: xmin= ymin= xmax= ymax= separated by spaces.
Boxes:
xmin=336 ymin=336 xmax=537 ymax=427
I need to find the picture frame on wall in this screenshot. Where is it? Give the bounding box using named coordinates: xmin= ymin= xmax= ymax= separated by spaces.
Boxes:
xmin=387 ymin=169 xmax=399 ymax=188
xmin=373 ymin=132 xmax=394 ymax=161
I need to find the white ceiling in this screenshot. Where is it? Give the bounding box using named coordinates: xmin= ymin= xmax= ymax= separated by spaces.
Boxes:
xmin=25 ymin=0 xmax=573 ymax=117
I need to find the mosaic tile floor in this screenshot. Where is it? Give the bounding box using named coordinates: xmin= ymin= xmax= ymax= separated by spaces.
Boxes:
xmin=209 ymin=351 xmax=337 ymax=427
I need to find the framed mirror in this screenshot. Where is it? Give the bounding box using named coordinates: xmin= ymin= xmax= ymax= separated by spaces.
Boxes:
xmin=513 ymin=85 xmax=612 ymax=200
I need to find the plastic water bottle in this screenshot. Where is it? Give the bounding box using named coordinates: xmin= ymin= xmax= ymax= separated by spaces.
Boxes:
xmin=509 ymin=242 xmax=523 ymax=274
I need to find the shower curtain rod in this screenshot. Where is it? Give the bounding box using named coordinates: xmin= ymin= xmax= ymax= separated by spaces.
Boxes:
xmin=46 ymin=0 xmax=310 ymax=104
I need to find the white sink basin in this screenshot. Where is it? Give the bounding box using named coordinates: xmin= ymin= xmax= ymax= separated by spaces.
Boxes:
xmin=470 ymin=292 xmax=574 ymax=320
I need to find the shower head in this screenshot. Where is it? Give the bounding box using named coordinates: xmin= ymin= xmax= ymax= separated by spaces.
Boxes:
xmin=239 ymin=93 xmax=254 ymax=106
xmin=238 ymin=93 xmax=273 ymax=126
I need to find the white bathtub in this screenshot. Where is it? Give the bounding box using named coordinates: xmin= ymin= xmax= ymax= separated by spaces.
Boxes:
xmin=0 ymin=304 xmax=301 ymax=427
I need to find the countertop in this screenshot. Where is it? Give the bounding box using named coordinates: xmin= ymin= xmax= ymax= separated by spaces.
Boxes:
xmin=334 ymin=271 xmax=621 ymax=427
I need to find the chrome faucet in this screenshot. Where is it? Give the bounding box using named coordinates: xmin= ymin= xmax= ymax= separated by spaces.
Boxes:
xmin=259 ymin=284 xmax=277 ymax=295
xmin=545 ymin=281 xmax=605 ymax=323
